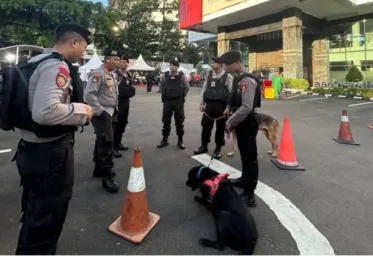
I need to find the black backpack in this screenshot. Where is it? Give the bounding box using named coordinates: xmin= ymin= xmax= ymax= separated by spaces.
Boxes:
xmin=0 ymin=52 xmax=63 ymax=132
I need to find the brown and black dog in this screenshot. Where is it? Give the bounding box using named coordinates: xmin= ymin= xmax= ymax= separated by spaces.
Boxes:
xmin=227 ymin=113 xmax=279 ymax=157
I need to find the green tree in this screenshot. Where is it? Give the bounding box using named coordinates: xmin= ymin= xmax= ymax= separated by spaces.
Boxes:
xmin=112 ymin=0 xmax=159 ymax=59
xmin=0 ymin=0 xmax=117 ymax=46
xmin=346 ymin=65 xmax=364 ymax=82
xmin=180 ymin=43 xmax=201 ymax=65
xmin=155 ymin=0 xmax=183 ymax=62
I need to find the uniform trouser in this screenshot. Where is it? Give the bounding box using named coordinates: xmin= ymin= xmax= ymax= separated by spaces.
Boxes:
xmin=201 ymin=102 xmax=227 ymax=146
xmin=113 ymin=100 xmax=130 ymax=147
xmin=147 ymin=82 xmax=152 ymax=92
xmin=235 ymin=113 xmax=259 ymax=194
xmin=91 ymin=111 xmax=114 ymax=176
xmin=14 ymin=133 xmax=75 ymax=255
xmin=162 ymin=99 xmax=185 ymax=138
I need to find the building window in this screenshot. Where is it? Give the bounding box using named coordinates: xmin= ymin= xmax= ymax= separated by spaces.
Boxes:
xmin=327 ymin=18 xmax=373 ymax=81
xmin=361 ymin=60 xmax=373 ymax=71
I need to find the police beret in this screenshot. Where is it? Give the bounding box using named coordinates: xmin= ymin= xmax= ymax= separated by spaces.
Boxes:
xmin=103 ymin=48 xmax=122 ymax=60
xmin=221 ymin=50 xmax=242 ymax=65
xmin=170 ymin=60 xmax=180 ymax=67
xmin=211 ymin=56 xmax=223 ymax=64
xmin=55 ymin=23 xmax=92 ymax=44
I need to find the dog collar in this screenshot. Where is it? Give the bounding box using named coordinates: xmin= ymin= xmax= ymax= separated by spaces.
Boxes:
xmin=197 ymin=166 xmax=206 ymax=179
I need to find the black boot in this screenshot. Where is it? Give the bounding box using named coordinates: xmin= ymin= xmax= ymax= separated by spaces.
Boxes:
xmin=157 ymin=137 xmax=169 ymax=148
xmin=231 ymin=177 xmax=244 ymax=188
xmin=194 ymin=143 xmax=208 ymax=155
xmin=93 ymin=166 xmax=116 ymax=178
xmin=177 ymin=137 xmax=186 ymax=150
xmin=240 ymin=192 xmax=257 ymax=207
xmin=212 ymin=145 xmax=222 ymax=159
xmin=113 ymin=149 xmax=122 ymax=158
xmin=116 ymin=144 xmax=129 ymax=151
xmin=102 ymin=175 xmax=119 ymax=193
xmin=92 ymin=164 xmax=117 ymax=178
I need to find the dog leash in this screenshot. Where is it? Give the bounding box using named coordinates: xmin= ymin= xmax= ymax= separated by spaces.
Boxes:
xmin=203 ymin=112 xmax=226 ymax=121
xmin=207 ymin=155 xmax=214 ymax=167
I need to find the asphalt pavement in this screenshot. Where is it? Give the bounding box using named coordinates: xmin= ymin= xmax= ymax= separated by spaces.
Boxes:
xmin=1 ymin=88 xmax=373 ymax=254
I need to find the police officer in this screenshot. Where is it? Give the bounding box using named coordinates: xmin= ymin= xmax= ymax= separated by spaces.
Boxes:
xmin=113 ymin=57 xmax=135 ymax=156
xmin=221 ymin=50 xmax=260 ymax=207
xmin=84 ymin=53 xmax=120 ymax=193
xmin=194 ymin=56 xmax=233 ymax=159
xmin=157 ymin=60 xmax=190 ymax=149
xmin=13 ymin=24 xmax=93 ymax=254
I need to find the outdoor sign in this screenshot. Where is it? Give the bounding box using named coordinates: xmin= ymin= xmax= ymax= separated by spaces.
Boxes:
xmin=180 ymin=0 xmax=203 ymax=29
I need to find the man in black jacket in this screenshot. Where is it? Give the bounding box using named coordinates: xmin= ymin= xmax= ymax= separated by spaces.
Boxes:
xmin=113 ymin=57 xmax=135 ymax=157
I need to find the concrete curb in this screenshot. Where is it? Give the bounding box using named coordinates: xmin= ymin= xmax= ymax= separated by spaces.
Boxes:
xmin=284 ymin=91 xmax=372 ymax=101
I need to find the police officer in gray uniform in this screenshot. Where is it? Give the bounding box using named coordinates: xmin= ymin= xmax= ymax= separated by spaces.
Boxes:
xmin=84 ymin=53 xmax=120 ymax=193
xmin=221 ymin=50 xmax=260 ymax=207
xmin=194 ymin=56 xmax=233 ymax=159
xmin=13 ymin=24 xmax=93 ymax=254
xmin=157 ymin=60 xmax=190 ymax=149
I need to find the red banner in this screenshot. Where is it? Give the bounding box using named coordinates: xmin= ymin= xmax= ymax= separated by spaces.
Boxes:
xmin=180 ymin=0 xmax=202 ymax=29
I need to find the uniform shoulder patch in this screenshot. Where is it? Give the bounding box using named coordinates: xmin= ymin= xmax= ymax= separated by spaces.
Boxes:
xmin=56 ymin=65 xmax=70 ymax=88
xmin=91 ymin=73 xmax=101 ymax=83
xmin=241 ymin=85 xmax=247 ymax=93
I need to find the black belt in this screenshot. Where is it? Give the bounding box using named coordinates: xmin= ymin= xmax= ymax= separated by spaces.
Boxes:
xmin=20 ymin=133 xmax=75 ymax=150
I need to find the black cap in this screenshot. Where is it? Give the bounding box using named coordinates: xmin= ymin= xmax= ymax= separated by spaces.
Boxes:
xmin=211 ymin=56 xmax=222 ymax=64
xmin=103 ymin=47 xmax=122 ymax=60
xmin=170 ymin=60 xmax=180 ymax=67
xmin=221 ymin=50 xmax=242 ymax=65
xmin=55 ymin=23 xmax=92 ymax=44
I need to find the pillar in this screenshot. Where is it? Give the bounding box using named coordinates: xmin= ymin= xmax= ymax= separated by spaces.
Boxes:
xmin=248 ymin=52 xmax=257 ymax=71
xmin=282 ymin=16 xmax=303 ymax=78
xmin=217 ymin=32 xmax=230 ymax=56
xmin=312 ymin=39 xmax=328 ymax=86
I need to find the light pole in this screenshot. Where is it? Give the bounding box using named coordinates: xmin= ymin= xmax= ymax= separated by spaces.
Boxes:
xmin=363 ymin=19 xmax=367 ymax=80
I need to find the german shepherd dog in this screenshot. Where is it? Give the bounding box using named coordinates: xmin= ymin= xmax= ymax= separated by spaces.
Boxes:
xmin=227 ymin=113 xmax=279 ymax=157
xmin=186 ymin=165 xmax=258 ymax=255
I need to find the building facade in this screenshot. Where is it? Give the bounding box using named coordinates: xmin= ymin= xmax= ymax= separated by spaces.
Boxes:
xmin=180 ymin=0 xmax=373 ymax=84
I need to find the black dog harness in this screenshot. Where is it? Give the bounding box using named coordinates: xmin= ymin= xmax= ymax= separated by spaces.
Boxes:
xmin=197 ymin=166 xmax=230 ymax=204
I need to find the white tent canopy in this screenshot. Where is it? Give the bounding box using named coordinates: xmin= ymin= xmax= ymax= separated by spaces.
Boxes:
xmin=127 ymin=54 xmax=155 ymax=71
xmin=79 ymin=52 xmax=103 ymax=81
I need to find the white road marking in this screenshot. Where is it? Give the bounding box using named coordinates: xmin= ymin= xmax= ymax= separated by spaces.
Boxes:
xmin=299 ymin=97 xmax=328 ymax=102
xmin=284 ymin=94 xmax=302 ymax=100
xmin=0 ymin=149 xmax=11 ymax=154
xmin=192 ymin=153 xmax=335 ymax=255
xmin=348 ymin=101 xmax=373 ymax=107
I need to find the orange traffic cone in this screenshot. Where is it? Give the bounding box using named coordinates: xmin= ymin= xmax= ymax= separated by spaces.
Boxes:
xmin=271 ymin=117 xmax=305 ymax=171
xmin=333 ymin=110 xmax=359 ymax=145
xmin=108 ymin=148 xmax=160 ymax=243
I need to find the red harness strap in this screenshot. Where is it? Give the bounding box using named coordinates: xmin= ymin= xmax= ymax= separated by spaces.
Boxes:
xmin=203 ymin=173 xmax=230 ymax=203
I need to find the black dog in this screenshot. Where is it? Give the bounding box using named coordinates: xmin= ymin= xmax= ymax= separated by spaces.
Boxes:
xmin=186 ymin=165 xmax=257 ymax=255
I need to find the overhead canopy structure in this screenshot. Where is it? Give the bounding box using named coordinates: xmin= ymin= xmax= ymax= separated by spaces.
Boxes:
xmin=127 ymin=54 xmax=155 ymax=71
xmin=79 ymin=52 xmax=103 ymax=81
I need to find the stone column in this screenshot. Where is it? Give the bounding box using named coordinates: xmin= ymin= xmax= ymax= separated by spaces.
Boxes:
xmin=312 ymin=39 xmax=328 ymax=86
xmin=248 ymin=52 xmax=257 ymax=71
xmin=217 ymin=32 xmax=230 ymax=56
xmin=282 ymin=16 xmax=303 ymax=78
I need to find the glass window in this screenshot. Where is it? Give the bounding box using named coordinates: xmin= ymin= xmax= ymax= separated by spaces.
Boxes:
xmin=327 ymin=18 xmax=373 ymax=81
